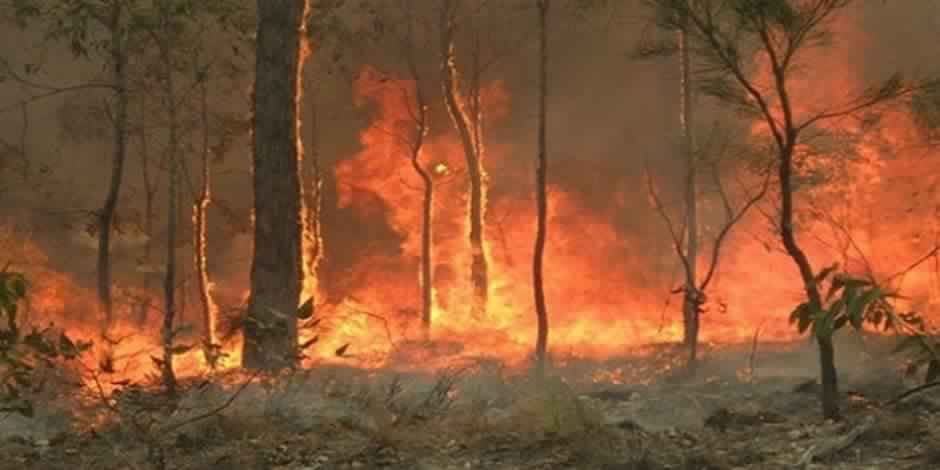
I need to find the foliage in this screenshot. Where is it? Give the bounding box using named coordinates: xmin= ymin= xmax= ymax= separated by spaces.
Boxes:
xmin=0 ymin=269 xmax=90 ymax=417
xmin=788 ymin=265 xmax=931 ymax=347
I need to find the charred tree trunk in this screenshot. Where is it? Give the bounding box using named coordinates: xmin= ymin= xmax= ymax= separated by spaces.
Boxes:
xmin=97 ymin=2 xmax=129 ymax=332
xmin=155 ymin=7 xmax=178 ymax=397
xmin=304 ymin=84 xmax=324 ymax=305
xmin=533 ymin=0 xmax=550 ymax=379
xmin=242 ymin=0 xmax=310 ymax=371
xmin=400 ymin=27 xmax=434 ymax=340
xmin=679 ymin=26 xmax=701 ymax=370
xmin=412 ymin=138 xmax=433 ymax=340
xmin=440 ymin=1 xmax=489 ymax=319
xmin=194 ymin=63 xmax=219 ymax=365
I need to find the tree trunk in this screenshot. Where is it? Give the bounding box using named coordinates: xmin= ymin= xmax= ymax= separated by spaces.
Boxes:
xmin=157 ymin=13 xmax=179 ymax=397
xmin=139 ymin=119 xmax=156 ymax=326
xmin=779 ymin=141 xmax=839 ymax=419
xmin=97 ymin=2 xmax=129 ymax=333
xmin=303 ymin=84 xmax=324 ymax=305
xmin=679 ymin=26 xmax=700 ymax=369
xmin=440 ymin=2 xmax=489 ymax=319
xmin=413 ymin=149 xmax=433 ymax=340
xmin=533 ymin=0 xmax=550 ymax=379
xmin=242 ymin=0 xmax=310 ymax=371
xmin=194 ymin=63 xmax=219 ymax=365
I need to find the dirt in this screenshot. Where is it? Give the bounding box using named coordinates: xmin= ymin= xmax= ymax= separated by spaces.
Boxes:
xmin=2 ymin=339 xmax=939 ymax=470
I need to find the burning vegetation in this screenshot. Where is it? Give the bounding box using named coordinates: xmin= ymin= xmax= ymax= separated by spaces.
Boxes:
xmin=1 ymin=0 xmax=940 ymax=469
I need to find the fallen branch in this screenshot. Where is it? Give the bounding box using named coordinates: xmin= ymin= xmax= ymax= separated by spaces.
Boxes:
xmin=794 ymin=415 xmax=875 ymax=468
xmin=883 ymin=379 xmax=940 ymax=408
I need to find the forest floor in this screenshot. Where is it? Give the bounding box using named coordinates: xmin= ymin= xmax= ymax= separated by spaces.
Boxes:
xmin=1 ymin=334 xmax=939 ymax=470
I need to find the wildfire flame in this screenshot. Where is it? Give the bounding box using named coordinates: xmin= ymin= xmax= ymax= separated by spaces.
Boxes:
xmin=4 ymin=6 xmax=938 ymax=386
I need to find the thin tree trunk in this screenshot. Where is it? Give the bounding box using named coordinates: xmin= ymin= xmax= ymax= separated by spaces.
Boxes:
xmin=194 ymin=61 xmax=219 ymax=365
xmin=413 ymin=144 xmax=433 ymax=341
xmin=779 ymin=141 xmax=838 ymax=418
xmin=533 ymin=0 xmax=550 ymax=380
xmin=440 ymin=1 xmax=489 ymax=319
xmin=156 ymin=12 xmax=179 ymax=397
xmin=242 ymin=0 xmax=311 ymax=371
xmin=97 ymin=2 xmax=129 ymax=332
xmin=139 ymin=120 xmax=156 ymax=326
xmin=679 ymin=26 xmax=700 ymax=369
xmin=304 ymin=84 xmax=324 ymax=304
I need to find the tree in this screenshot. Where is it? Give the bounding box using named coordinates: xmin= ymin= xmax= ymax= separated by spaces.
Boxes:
xmin=393 ymin=6 xmax=435 ymax=340
xmin=533 ymin=0 xmax=550 ymax=379
xmin=645 ymin=124 xmax=771 ymax=371
xmin=677 ymin=15 xmax=701 ymax=368
xmin=242 ymin=0 xmax=312 ymax=371
xmin=440 ymin=0 xmax=490 ymax=319
xmin=649 ymin=0 xmax=928 ymax=418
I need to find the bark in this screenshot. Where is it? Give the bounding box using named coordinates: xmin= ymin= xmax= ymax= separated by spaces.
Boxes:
xmin=304 ymin=84 xmax=324 ymax=304
xmin=769 ymin=41 xmax=839 ymax=418
xmin=533 ymin=0 xmax=550 ymax=379
xmin=412 ymin=132 xmax=433 ymax=340
xmin=156 ymin=10 xmax=178 ymax=397
xmin=96 ymin=2 xmax=129 ymax=332
xmin=400 ymin=25 xmax=434 ymax=340
xmin=194 ymin=62 xmax=218 ymax=364
xmin=242 ymin=0 xmax=310 ymax=371
xmin=780 ymin=141 xmax=838 ymax=418
xmin=440 ymin=1 xmax=489 ymax=319
xmin=679 ymin=26 xmax=701 ymax=369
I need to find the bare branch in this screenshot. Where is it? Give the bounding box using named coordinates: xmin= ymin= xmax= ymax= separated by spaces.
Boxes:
xmin=644 ymin=161 xmax=692 ymax=277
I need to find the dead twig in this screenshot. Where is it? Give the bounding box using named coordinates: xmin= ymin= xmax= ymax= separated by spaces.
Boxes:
xmin=883 ymin=379 xmax=940 ymax=408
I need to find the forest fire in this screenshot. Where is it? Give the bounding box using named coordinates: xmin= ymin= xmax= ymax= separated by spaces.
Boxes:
xmin=7 ymin=2 xmax=940 ymax=468
xmin=0 ymin=1 xmax=937 ymax=391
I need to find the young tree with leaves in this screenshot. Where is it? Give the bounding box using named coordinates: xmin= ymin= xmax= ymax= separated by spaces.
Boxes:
xmin=648 ymin=0 xmax=929 ymax=418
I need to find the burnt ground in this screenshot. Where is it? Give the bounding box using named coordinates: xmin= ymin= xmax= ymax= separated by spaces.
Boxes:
xmin=2 ymin=334 xmax=940 ymax=470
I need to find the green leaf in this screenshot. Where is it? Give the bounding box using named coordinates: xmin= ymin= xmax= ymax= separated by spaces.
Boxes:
xmin=829 ymin=298 xmax=846 ymax=321
xmin=825 ymin=275 xmax=846 ymax=301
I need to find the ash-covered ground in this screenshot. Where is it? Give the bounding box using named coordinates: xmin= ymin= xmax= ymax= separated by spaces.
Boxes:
xmin=2 ymin=333 xmax=939 ymax=470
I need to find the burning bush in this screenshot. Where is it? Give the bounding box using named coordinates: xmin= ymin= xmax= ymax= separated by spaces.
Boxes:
xmin=0 ymin=269 xmax=90 ymax=417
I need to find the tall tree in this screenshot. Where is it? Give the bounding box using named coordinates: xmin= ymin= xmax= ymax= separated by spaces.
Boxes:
xmin=533 ymin=0 xmax=550 ymax=379
xmin=650 ymin=0 xmax=925 ymax=418
xmin=154 ymin=0 xmax=180 ymax=396
xmin=440 ymin=0 xmax=490 ymax=319
xmin=193 ymin=46 xmax=219 ymax=366
xmin=97 ymin=1 xmax=131 ymax=335
xmin=242 ymin=0 xmax=312 ymax=370
xmin=395 ymin=10 xmax=435 ymax=340
xmin=677 ymin=16 xmax=701 ymax=369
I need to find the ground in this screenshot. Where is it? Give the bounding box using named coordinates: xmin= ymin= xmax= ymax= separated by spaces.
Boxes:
xmin=2 ymin=335 xmax=939 ymax=470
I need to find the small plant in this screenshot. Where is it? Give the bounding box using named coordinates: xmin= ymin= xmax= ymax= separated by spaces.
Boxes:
xmin=789 ymin=265 xmax=926 ymax=339
xmin=0 ymin=268 xmax=91 ymax=417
